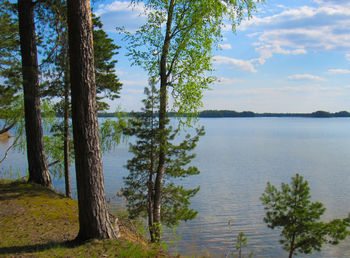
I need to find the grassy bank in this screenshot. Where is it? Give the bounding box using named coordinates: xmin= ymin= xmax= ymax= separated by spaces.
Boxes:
xmin=0 ymin=179 xmax=168 ymax=257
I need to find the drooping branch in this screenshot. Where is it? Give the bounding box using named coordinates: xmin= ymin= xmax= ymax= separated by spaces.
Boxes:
xmin=48 ymin=159 xmax=60 ymax=167
xmin=0 ymin=121 xmax=16 ymax=134
xmin=0 ymin=134 xmax=20 ymax=164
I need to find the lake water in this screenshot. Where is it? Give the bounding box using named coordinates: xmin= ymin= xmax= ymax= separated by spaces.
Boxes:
xmin=1 ymin=117 xmax=350 ymax=257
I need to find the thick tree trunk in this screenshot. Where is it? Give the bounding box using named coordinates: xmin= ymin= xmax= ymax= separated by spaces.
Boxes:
xmin=67 ymin=0 xmax=116 ymax=241
xmin=153 ymin=0 xmax=175 ymax=242
xmin=63 ymin=60 xmax=72 ymax=199
xmin=18 ymin=0 xmax=52 ymax=188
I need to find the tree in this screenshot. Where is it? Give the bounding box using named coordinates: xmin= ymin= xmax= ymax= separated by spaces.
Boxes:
xmin=67 ymin=0 xmax=116 ymax=240
xmin=93 ymin=14 xmax=122 ymax=111
xmin=17 ymin=0 xmax=53 ymax=188
xmin=261 ymin=174 xmax=350 ymax=258
xmin=123 ymin=83 xmax=203 ymax=242
xmin=0 ymin=0 xmax=22 ymax=134
xmin=37 ymin=0 xmax=122 ymax=198
xmin=123 ymin=0 xmax=261 ymax=240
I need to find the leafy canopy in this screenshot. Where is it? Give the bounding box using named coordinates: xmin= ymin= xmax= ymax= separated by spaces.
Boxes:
xmin=0 ymin=0 xmax=22 ymax=126
xmin=124 ymin=0 xmax=262 ymax=115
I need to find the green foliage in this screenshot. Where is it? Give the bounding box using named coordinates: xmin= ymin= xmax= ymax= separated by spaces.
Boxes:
xmin=93 ymin=14 xmax=122 ymax=109
xmin=35 ymin=1 xmax=123 ymax=181
xmin=0 ymin=0 xmax=22 ymax=129
xmin=39 ymin=2 xmax=122 ymax=111
xmin=122 ymin=84 xmax=203 ymax=231
xmin=227 ymin=220 xmax=253 ymax=258
xmin=261 ymin=174 xmax=350 ymax=257
xmin=233 ymin=232 xmax=253 ymax=258
xmin=100 ymin=111 xmax=129 ymax=152
xmin=123 ymin=0 xmax=262 ymax=117
xmin=41 ymin=99 xmax=74 ymax=177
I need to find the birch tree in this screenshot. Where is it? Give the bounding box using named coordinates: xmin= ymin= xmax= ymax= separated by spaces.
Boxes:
xmin=123 ymin=0 xmax=262 ymax=241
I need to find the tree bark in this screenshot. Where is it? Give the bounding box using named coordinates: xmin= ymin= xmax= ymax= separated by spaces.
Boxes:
xmin=148 ymin=158 xmax=155 ymax=242
xmin=63 ymin=57 xmax=72 ymax=199
xmin=289 ymin=231 xmax=295 ymax=258
xmin=148 ymin=99 xmax=156 ymax=242
xmin=18 ymin=0 xmax=52 ymax=188
xmin=153 ymin=0 xmax=175 ymax=242
xmin=67 ymin=0 xmax=116 ymax=240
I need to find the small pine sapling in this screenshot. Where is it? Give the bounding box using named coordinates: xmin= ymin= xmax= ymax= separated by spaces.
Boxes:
xmin=261 ymin=173 xmax=350 ymax=258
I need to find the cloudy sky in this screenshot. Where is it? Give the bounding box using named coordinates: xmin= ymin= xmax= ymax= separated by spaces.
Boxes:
xmin=93 ymin=0 xmax=350 ymax=113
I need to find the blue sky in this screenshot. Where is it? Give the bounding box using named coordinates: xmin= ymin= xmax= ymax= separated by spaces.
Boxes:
xmin=93 ymin=0 xmax=350 ymax=113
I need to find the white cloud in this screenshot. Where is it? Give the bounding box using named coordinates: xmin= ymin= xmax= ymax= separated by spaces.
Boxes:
xmin=328 ymin=69 xmax=350 ymax=74
xmin=218 ymin=43 xmax=232 ymax=50
xmin=239 ymin=2 xmax=350 ymax=64
xmin=254 ymin=44 xmax=306 ymax=64
xmin=95 ymin=1 xmax=145 ymax=16
xmin=94 ymin=1 xmax=147 ymax=33
xmin=287 ymin=74 xmax=326 ymax=81
xmin=213 ymin=56 xmax=257 ymax=73
xmin=346 ymin=53 xmax=350 ymax=62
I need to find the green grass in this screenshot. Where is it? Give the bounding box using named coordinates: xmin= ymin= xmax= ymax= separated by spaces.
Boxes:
xmin=0 ymin=179 xmax=169 ymax=257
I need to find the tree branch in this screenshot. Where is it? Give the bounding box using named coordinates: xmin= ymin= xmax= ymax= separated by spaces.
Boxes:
xmin=0 ymin=121 xmax=16 ymax=135
xmin=0 ymin=134 xmax=20 ymax=164
xmin=48 ymin=159 xmax=60 ymax=167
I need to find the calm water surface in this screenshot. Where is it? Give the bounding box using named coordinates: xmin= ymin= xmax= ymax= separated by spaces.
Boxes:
xmin=1 ymin=117 xmax=350 ymax=257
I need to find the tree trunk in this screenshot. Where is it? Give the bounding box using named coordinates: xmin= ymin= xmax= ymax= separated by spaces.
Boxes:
xmin=148 ymin=102 xmax=156 ymax=242
xmin=67 ymin=0 xmax=116 ymax=241
xmin=63 ymin=58 xmax=72 ymax=199
xmin=153 ymin=0 xmax=175 ymax=242
xmin=18 ymin=0 xmax=52 ymax=188
xmin=148 ymin=160 xmax=155 ymax=242
xmin=289 ymin=232 xmax=295 ymax=258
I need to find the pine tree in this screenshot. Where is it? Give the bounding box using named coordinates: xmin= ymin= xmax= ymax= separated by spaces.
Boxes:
xmin=123 ymin=81 xmax=203 ymax=242
xmin=37 ymin=0 xmax=122 ymax=197
xmin=18 ymin=0 xmax=53 ymax=187
xmin=0 ymin=0 xmax=22 ymax=135
xmin=261 ymin=174 xmax=350 ymax=258
xmin=67 ymin=0 xmax=116 ymax=240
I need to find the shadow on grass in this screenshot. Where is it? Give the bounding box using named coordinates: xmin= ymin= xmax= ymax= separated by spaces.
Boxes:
xmin=0 ymin=240 xmax=81 ymax=255
xmin=0 ymin=180 xmax=65 ymax=201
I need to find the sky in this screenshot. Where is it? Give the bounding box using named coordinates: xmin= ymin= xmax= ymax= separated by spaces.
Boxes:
xmin=92 ymin=0 xmax=350 ymax=113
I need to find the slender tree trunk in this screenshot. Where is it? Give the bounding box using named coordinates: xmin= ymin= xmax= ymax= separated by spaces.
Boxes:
xmin=67 ymin=0 xmax=116 ymax=241
xmin=18 ymin=0 xmax=52 ymax=188
xmin=153 ymin=0 xmax=175 ymax=242
xmin=148 ymin=155 xmax=155 ymax=242
xmin=63 ymin=58 xmax=72 ymax=199
xmin=289 ymin=232 xmax=295 ymax=258
xmin=148 ymin=99 xmax=156 ymax=242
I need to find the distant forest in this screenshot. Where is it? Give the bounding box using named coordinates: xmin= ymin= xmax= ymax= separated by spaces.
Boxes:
xmin=98 ymin=110 xmax=350 ymax=118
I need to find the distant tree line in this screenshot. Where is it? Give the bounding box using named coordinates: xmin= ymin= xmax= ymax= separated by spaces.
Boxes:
xmin=97 ymin=110 xmax=350 ymax=118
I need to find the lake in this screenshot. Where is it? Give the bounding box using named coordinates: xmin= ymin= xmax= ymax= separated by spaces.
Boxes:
xmin=1 ymin=117 xmax=350 ymax=257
